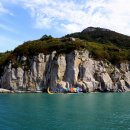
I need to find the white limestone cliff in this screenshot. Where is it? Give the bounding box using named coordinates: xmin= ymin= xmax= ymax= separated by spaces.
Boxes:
xmin=0 ymin=50 xmax=130 ymax=92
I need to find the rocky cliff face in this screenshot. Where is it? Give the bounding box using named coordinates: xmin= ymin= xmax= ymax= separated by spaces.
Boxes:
xmin=0 ymin=50 xmax=130 ymax=92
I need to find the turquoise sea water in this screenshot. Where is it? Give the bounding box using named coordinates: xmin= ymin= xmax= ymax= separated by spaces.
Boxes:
xmin=0 ymin=93 xmax=130 ymax=130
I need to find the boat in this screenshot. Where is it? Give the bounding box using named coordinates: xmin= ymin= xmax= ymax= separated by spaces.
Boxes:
xmin=47 ymin=87 xmax=54 ymax=94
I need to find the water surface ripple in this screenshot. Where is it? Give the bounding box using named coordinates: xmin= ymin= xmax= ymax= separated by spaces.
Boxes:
xmin=0 ymin=93 xmax=130 ymax=130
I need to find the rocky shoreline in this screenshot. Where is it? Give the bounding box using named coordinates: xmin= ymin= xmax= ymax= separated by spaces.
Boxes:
xmin=0 ymin=88 xmax=44 ymax=93
xmin=0 ymin=88 xmax=12 ymax=93
xmin=0 ymin=88 xmax=129 ymax=94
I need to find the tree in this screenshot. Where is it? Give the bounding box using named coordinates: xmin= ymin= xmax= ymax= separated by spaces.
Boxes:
xmin=40 ymin=35 xmax=52 ymax=40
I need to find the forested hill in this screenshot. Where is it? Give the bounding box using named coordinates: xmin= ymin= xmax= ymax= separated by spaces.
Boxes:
xmin=66 ymin=27 xmax=130 ymax=48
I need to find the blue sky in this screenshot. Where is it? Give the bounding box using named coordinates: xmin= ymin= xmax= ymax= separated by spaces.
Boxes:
xmin=0 ymin=0 xmax=130 ymax=52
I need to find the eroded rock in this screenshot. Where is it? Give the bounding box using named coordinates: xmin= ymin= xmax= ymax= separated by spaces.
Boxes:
xmin=0 ymin=50 xmax=130 ymax=92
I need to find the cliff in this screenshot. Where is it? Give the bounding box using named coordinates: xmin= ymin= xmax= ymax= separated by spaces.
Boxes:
xmin=0 ymin=27 xmax=130 ymax=93
xmin=0 ymin=50 xmax=130 ymax=92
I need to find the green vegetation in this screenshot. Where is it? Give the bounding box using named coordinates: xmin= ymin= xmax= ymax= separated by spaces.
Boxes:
xmin=0 ymin=51 xmax=11 ymax=75
xmin=13 ymin=36 xmax=86 ymax=56
xmin=85 ymin=42 xmax=130 ymax=64
xmin=0 ymin=52 xmax=11 ymax=66
xmin=66 ymin=27 xmax=130 ymax=48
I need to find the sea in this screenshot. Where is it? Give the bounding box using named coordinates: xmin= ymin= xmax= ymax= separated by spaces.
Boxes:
xmin=0 ymin=93 xmax=130 ymax=130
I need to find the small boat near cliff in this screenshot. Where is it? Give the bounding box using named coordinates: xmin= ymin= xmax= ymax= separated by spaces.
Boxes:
xmin=47 ymin=87 xmax=54 ymax=94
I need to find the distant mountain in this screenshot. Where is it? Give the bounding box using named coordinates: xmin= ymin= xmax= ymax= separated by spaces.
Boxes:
xmin=66 ymin=27 xmax=130 ymax=48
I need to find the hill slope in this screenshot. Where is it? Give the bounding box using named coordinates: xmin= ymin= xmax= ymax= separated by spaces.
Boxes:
xmin=66 ymin=27 xmax=130 ymax=48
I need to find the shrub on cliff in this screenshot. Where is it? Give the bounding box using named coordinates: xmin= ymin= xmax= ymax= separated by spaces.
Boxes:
xmin=13 ymin=37 xmax=86 ymax=56
xmin=0 ymin=52 xmax=11 ymax=75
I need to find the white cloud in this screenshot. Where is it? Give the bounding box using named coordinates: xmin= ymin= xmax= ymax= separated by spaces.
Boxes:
xmin=0 ymin=23 xmax=16 ymax=33
xmin=60 ymin=23 xmax=82 ymax=33
xmin=1 ymin=0 xmax=130 ymax=35
xmin=17 ymin=0 xmax=89 ymax=32
xmin=0 ymin=2 xmax=12 ymax=15
xmin=0 ymin=2 xmax=15 ymax=33
xmin=0 ymin=2 xmax=9 ymax=14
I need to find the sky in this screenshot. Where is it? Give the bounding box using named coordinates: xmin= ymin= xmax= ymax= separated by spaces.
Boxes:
xmin=0 ymin=0 xmax=130 ymax=52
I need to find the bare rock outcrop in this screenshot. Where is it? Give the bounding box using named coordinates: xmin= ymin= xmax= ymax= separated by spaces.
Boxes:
xmin=0 ymin=50 xmax=130 ymax=92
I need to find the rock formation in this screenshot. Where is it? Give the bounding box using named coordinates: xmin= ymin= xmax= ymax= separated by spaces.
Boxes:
xmin=0 ymin=50 xmax=130 ymax=92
